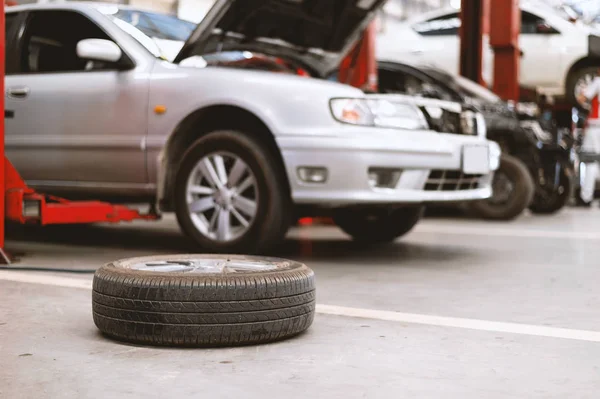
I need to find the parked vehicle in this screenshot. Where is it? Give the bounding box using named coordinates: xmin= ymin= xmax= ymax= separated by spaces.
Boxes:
xmin=378 ymin=61 xmax=575 ymax=219
xmin=376 ymin=0 xmax=600 ymax=107
xmin=5 ymin=1 xmax=499 ymax=253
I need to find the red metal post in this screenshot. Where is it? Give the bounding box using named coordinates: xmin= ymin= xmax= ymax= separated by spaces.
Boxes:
xmin=459 ymin=0 xmax=488 ymax=85
xmin=339 ymin=21 xmax=378 ymax=92
xmin=1 ymin=1 xmax=7 ymax=263
xmin=490 ymin=0 xmax=521 ymax=101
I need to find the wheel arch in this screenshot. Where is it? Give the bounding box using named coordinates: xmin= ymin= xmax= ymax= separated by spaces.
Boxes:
xmin=565 ymin=57 xmax=600 ymax=87
xmin=487 ymin=130 xmax=517 ymax=154
xmin=158 ymin=104 xmax=291 ymax=212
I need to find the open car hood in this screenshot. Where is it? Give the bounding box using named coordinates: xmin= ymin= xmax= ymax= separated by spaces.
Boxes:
xmin=173 ymin=0 xmax=387 ymax=76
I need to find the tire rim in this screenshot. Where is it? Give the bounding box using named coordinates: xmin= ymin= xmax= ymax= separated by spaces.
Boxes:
xmin=186 ymin=152 xmax=258 ymax=243
xmin=128 ymin=257 xmax=280 ymax=273
xmin=575 ymin=73 xmax=597 ymax=107
xmin=489 ymin=172 xmax=514 ymax=205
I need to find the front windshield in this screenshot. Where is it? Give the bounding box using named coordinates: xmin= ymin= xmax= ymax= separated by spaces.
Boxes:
xmin=421 ymin=67 xmax=500 ymax=103
xmin=98 ymin=6 xmax=195 ymax=61
xmin=453 ymin=75 xmax=501 ymax=103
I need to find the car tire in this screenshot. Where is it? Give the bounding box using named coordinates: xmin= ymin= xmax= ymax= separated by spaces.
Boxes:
xmin=333 ymin=206 xmax=424 ymax=243
xmin=92 ymin=255 xmax=315 ymax=347
xmin=468 ymin=154 xmax=534 ymax=220
xmin=529 ymin=166 xmax=571 ymax=214
xmin=566 ymin=66 xmax=599 ymax=109
xmin=174 ymin=130 xmax=291 ymax=254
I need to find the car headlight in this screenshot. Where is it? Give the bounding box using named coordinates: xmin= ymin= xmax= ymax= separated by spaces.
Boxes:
xmin=460 ymin=110 xmax=476 ymax=135
xmin=330 ymin=98 xmax=428 ymax=130
xmin=458 ymin=110 xmax=486 ymax=136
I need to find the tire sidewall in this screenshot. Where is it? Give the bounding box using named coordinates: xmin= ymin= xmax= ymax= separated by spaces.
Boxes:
xmin=334 ymin=206 xmax=424 ymax=243
xmin=470 ymin=154 xmax=534 ymax=220
xmin=529 ymin=164 xmax=571 ymax=214
xmin=174 ymin=130 xmax=285 ymax=253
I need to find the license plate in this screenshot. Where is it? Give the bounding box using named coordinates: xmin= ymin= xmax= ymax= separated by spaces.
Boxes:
xmin=462 ymin=145 xmax=490 ymax=175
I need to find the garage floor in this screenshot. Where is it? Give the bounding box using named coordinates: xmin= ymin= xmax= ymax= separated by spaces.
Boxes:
xmin=1 ymin=208 xmax=600 ymax=398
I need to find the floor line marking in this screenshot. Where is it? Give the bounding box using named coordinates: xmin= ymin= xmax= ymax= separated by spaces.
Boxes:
xmin=415 ymin=224 xmax=600 ymax=240
xmin=0 ymin=271 xmax=93 ymax=290
xmin=3 ymin=271 xmax=600 ymax=343
xmin=317 ymin=305 xmax=600 ymax=343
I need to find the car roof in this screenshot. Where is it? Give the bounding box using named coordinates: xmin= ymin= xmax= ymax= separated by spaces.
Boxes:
xmin=403 ymin=7 xmax=458 ymax=24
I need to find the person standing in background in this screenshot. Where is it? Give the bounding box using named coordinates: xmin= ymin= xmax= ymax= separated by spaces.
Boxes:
xmin=577 ymin=68 xmax=600 ymax=206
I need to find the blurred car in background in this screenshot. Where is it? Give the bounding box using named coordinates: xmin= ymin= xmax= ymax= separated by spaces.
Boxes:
xmin=377 ymin=0 xmax=600 ymax=107
xmin=4 ymin=0 xmax=500 ymax=253
xmin=378 ymin=61 xmax=575 ymax=219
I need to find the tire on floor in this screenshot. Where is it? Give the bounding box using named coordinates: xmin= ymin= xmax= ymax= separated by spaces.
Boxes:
xmin=92 ymin=255 xmax=315 ymax=347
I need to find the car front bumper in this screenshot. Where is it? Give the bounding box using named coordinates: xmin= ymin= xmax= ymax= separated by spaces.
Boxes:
xmin=277 ymin=128 xmax=500 ymax=206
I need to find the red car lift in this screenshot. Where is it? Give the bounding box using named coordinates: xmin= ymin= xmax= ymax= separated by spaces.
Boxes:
xmin=459 ymin=0 xmax=521 ymax=102
xmin=459 ymin=0 xmax=488 ymax=86
xmin=489 ymin=0 xmax=521 ymax=102
xmin=1 ymin=3 xmax=6 ymax=263
xmin=0 ymin=2 xmax=157 ymax=264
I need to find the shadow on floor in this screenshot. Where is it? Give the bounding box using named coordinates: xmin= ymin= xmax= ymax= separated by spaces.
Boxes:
xmin=5 ymin=221 xmax=470 ymax=266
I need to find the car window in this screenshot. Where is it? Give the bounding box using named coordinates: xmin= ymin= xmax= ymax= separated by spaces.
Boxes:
xmin=521 ymin=11 xmax=559 ymax=34
xmin=100 ymin=7 xmax=195 ymax=60
xmin=19 ymin=10 xmax=120 ymax=74
xmin=412 ymin=13 xmax=460 ymax=36
xmin=143 ymin=12 xmax=196 ymax=41
xmin=113 ymin=9 xmax=195 ymax=42
xmin=5 ymin=12 xmax=17 ymax=38
xmin=453 ymin=75 xmax=501 ymax=103
xmin=5 ymin=13 xmax=19 ymax=74
xmin=378 ymin=68 xmax=455 ymax=101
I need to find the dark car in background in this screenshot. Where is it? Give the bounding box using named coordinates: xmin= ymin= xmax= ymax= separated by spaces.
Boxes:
xmin=378 ymin=60 xmax=575 ymax=219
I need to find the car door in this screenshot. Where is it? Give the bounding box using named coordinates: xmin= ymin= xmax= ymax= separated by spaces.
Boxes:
xmin=4 ymin=12 xmax=22 ymax=122
xmin=407 ymin=12 xmax=461 ymax=76
xmin=5 ymin=9 xmax=148 ymax=187
xmin=518 ymin=10 xmax=563 ymax=89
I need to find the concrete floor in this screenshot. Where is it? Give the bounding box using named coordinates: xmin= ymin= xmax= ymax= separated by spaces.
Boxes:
xmin=1 ymin=208 xmax=600 ymax=398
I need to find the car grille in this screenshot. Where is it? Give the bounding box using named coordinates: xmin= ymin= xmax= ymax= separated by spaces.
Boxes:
xmin=424 ymin=170 xmax=483 ymax=191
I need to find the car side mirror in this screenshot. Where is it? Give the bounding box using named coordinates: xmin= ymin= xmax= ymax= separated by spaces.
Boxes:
xmin=76 ymin=39 xmax=123 ymax=63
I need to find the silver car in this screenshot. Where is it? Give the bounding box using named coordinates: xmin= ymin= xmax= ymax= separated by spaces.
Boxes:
xmin=5 ymin=0 xmax=500 ymax=253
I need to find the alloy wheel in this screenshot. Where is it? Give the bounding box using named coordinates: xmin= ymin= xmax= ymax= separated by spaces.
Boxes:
xmin=575 ymin=72 xmax=597 ymax=108
xmin=185 ymin=152 xmax=258 ymax=242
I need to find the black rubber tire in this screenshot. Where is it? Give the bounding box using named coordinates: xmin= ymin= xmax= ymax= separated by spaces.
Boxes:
xmin=529 ymin=167 xmax=571 ymax=215
xmin=174 ymin=130 xmax=291 ymax=254
xmin=333 ymin=206 xmax=424 ymax=243
xmin=468 ymin=154 xmax=535 ymax=220
xmin=92 ymin=255 xmax=315 ymax=347
xmin=566 ymin=66 xmax=599 ymax=109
